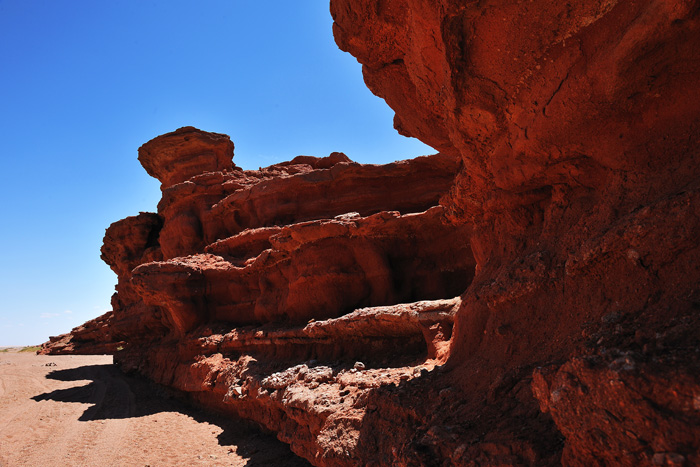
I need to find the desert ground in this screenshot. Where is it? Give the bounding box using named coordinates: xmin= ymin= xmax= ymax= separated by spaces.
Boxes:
xmin=0 ymin=348 xmax=309 ymax=466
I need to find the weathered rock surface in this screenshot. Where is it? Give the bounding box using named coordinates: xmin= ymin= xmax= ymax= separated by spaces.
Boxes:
xmin=328 ymin=0 xmax=700 ymax=464
xmin=42 ymin=126 xmax=476 ymax=464
xmin=139 ymin=126 xmax=237 ymax=188
xmin=133 ymin=207 xmax=472 ymax=334
xmin=43 ymin=0 xmax=700 ymax=465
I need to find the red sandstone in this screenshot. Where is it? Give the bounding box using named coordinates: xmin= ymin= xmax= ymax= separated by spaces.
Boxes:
xmin=43 ymin=1 xmax=700 ymax=465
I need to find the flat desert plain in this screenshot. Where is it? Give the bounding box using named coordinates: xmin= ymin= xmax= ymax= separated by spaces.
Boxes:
xmin=0 ymin=349 xmax=309 ymax=466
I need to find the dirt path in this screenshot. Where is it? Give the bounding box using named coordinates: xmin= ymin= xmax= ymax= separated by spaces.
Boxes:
xmin=0 ymin=350 xmax=309 ymax=466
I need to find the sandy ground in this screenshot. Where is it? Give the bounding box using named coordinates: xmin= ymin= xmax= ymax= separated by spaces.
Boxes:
xmin=0 ymin=349 xmax=310 ymax=467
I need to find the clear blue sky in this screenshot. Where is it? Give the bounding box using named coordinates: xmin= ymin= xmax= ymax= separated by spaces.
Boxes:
xmin=0 ymin=1 xmax=432 ymax=346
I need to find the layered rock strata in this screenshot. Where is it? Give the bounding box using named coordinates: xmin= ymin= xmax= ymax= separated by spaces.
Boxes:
xmin=44 ymin=0 xmax=700 ymax=465
xmin=43 ymin=126 xmax=479 ymax=464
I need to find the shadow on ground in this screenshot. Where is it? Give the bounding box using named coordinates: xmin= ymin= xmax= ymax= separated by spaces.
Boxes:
xmin=32 ymin=363 xmax=310 ymax=466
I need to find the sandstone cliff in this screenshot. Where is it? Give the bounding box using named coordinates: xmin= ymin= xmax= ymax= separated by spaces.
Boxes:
xmin=330 ymin=0 xmax=700 ymax=464
xmin=43 ymin=1 xmax=700 ymax=465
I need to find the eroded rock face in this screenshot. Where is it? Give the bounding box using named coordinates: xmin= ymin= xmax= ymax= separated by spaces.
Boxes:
xmin=329 ymin=0 xmax=700 ymax=464
xmin=42 ymin=126 xmax=476 ymax=464
xmin=138 ymin=126 xmax=236 ymax=188
xmin=42 ymin=0 xmax=700 ymax=464
xmin=132 ymin=207 xmax=472 ymax=334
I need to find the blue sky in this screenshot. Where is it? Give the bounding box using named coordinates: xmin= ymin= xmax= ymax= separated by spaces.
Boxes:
xmin=0 ymin=1 xmax=432 ymax=346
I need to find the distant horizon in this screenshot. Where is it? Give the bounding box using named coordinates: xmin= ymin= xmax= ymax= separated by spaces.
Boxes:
xmin=0 ymin=2 xmax=433 ymax=346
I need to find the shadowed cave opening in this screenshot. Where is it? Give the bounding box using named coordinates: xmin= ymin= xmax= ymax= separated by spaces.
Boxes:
xmin=222 ymin=334 xmax=433 ymax=371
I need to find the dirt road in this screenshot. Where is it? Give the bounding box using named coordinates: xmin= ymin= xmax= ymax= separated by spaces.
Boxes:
xmin=0 ymin=350 xmax=309 ymax=466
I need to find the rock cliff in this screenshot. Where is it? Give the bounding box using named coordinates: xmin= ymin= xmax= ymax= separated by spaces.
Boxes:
xmin=330 ymin=0 xmax=700 ymax=464
xmin=42 ymin=1 xmax=700 ymax=465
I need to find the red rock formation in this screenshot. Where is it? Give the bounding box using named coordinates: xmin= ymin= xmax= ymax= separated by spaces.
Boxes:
xmin=132 ymin=207 xmax=472 ymax=334
xmin=42 ymin=126 xmax=475 ymax=464
xmin=41 ymin=311 xmax=124 ymax=355
xmin=329 ymin=0 xmax=700 ymax=464
xmin=138 ymin=126 xmax=236 ymax=188
xmin=43 ymin=0 xmax=700 ymax=465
